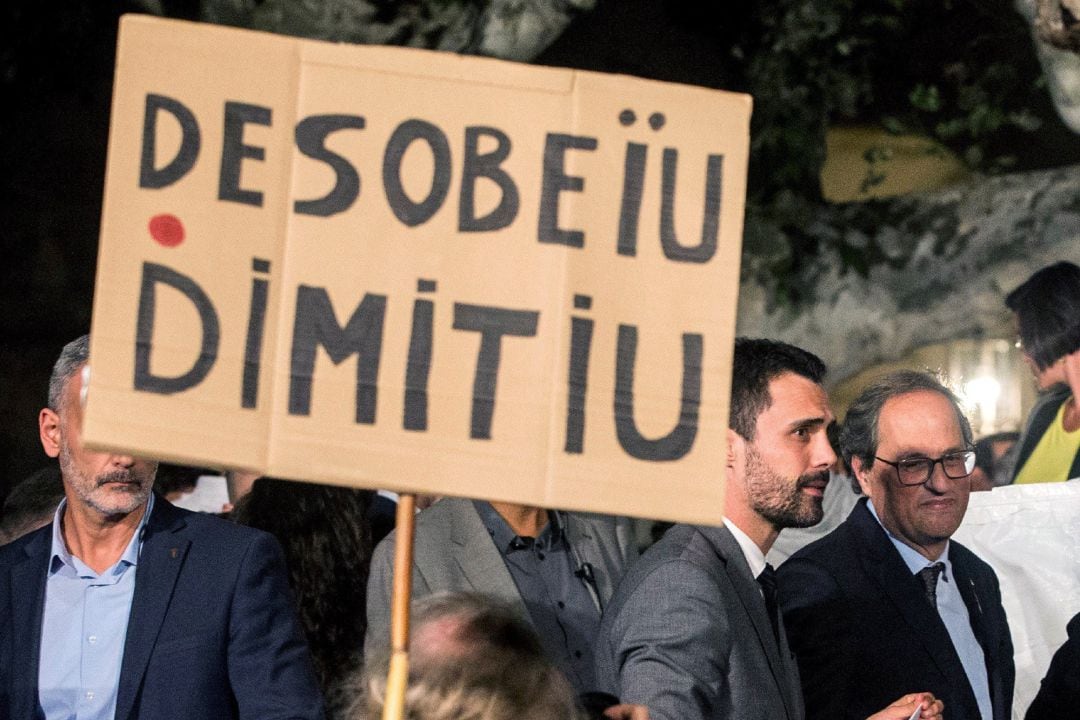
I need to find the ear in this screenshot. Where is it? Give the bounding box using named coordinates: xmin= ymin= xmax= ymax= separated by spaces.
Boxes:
xmin=726 ymin=427 xmax=745 ymax=471
xmin=851 ymin=455 xmax=874 ymax=497
xmin=1062 ymin=348 xmax=1080 ymax=383
xmin=39 ymin=408 xmax=61 ymax=459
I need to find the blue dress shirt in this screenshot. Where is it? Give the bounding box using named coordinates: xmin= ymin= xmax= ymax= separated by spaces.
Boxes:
xmin=867 ymin=499 xmax=993 ymax=720
xmin=38 ymin=493 xmax=154 ymax=720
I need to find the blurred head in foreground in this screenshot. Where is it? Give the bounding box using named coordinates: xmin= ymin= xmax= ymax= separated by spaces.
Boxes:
xmin=355 ymin=592 xmax=583 ymax=720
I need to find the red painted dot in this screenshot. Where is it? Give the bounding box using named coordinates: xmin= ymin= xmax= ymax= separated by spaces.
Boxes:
xmin=149 ymin=214 xmax=185 ymax=247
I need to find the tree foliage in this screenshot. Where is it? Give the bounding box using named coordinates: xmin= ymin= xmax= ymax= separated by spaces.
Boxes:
xmin=728 ymin=0 xmax=1079 ymax=302
xmin=746 ymin=0 xmax=1062 ymax=202
xmin=187 ymin=0 xmax=1077 ymax=302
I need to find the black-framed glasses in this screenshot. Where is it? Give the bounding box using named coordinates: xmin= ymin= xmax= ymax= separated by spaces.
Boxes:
xmin=873 ymin=450 xmax=976 ymax=486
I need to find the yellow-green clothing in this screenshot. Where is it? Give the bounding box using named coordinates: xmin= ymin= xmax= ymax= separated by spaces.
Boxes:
xmin=1015 ymin=401 xmax=1080 ymax=484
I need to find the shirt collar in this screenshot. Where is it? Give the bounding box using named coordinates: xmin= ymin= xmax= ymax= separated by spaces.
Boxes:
xmin=48 ymin=499 xmax=71 ymax=573
xmin=866 ymin=498 xmax=952 ymax=576
xmin=473 ymin=500 xmax=562 ymax=554
xmin=723 ymin=518 xmax=768 ymax=579
xmin=49 ymin=492 xmax=155 ymax=577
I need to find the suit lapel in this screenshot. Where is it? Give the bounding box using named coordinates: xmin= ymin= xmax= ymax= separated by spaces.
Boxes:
xmin=952 ymin=559 xmax=988 ymax=650
xmin=952 ymin=551 xmax=1005 ymax=719
xmin=447 ymin=500 xmax=525 ymax=615
xmin=563 ymin=515 xmax=606 ymax=609
xmin=707 ymin=525 xmax=801 ymax=720
xmin=9 ymin=529 xmax=50 ymax=720
xmin=850 ymin=502 xmax=980 ymax=715
xmin=114 ymin=500 xmax=189 ymax=720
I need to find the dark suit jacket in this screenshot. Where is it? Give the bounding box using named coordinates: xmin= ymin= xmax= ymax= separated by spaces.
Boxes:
xmin=594 ymin=523 xmax=804 ymax=720
xmin=0 ymin=497 xmax=324 ymax=720
xmin=777 ymin=499 xmax=1014 ymax=720
xmin=1026 ymin=611 xmax=1080 ymax=720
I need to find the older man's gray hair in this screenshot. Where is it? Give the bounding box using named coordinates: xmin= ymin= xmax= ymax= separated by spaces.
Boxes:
xmin=47 ymin=335 xmax=89 ymax=412
xmin=839 ymin=369 xmax=974 ymax=476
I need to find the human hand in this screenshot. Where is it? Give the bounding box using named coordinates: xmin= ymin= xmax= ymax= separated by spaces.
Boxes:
xmin=866 ymin=692 xmax=943 ymax=720
xmin=602 ymin=703 xmax=650 ymax=720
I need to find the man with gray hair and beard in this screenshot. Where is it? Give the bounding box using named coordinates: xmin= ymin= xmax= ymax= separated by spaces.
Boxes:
xmin=594 ymin=339 xmax=943 ymax=720
xmin=0 ymin=335 xmax=324 ymax=720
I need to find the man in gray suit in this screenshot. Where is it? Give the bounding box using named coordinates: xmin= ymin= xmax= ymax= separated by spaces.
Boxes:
xmin=593 ymin=339 xmax=944 ymax=720
xmin=366 ymin=497 xmax=636 ymax=695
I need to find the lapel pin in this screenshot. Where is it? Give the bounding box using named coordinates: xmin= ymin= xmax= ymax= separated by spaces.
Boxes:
xmin=169 ymin=547 xmax=179 ymax=559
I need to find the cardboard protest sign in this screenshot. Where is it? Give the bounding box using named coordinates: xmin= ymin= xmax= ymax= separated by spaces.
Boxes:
xmin=84 ymin=15 xmax=751 ymax=524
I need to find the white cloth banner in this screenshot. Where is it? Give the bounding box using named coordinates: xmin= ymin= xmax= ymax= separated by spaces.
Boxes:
xmin=953 ymin=480 xmax=1080 ymax=719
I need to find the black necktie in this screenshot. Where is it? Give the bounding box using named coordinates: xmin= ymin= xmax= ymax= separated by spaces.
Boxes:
xmin=757 ymin=563 xmax=782 ymax=648
xmin=917 ymin=562 xmax=946 ymax=608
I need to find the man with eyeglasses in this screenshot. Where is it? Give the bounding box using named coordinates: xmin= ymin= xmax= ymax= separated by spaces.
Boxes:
xmin=778 ymin=370 xmax=1014 ymax=720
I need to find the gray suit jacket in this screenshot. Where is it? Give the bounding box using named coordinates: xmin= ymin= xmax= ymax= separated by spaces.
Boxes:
xmin=595 ymin=523 xmax=804 ymax=720
xmin=364 ymin=497 xmax=637 ymax=658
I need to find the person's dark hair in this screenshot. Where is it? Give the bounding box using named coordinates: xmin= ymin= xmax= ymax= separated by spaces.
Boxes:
xmin=826 ymin=420 xmax=850 ymax=475
xmin=231 ymin=478 xmax=373 ymax=710
xmin=730 ymin=338 xmax=827 ymax=440
xmin=153 ymin=463 xmax=208 ymax=498
xmin=974 ymin=430 xmax=1020 ymax=476
xmin=1005 ymin=261 xmax=1080 ymax=371
xmin=0 ymin=465 xmax=65 ymax=545
xmin=48 ymin=335 xmax=89 ymax=412
xmin=839 ymin=370 xmax=973 ymax=479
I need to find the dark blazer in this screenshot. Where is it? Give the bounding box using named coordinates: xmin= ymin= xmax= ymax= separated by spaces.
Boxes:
xmin=0 ymin=497 xmax=324 ymax=720
xmin=1012 ymin=383 xmax=1080 ymax=482
xmin=1026 ymin=611 xmax=1080 ymax=720
xmin=777 ymin=499 xmax=1014 ymax=720
xmin=594 ymin=523 xmax=804 ymax=720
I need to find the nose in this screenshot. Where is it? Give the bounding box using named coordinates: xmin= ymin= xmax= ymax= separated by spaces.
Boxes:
xmin=924 ymin=460 xmax=950 ymax=494
xmin=110 ymin=454 xmax=136 ymax=468
xmin=813 ymin=432 xmax=836 ymax=470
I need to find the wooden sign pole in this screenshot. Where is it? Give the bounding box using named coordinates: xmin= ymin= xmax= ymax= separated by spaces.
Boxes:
xmin=381 ymin=493 xmax=416 ymax=720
